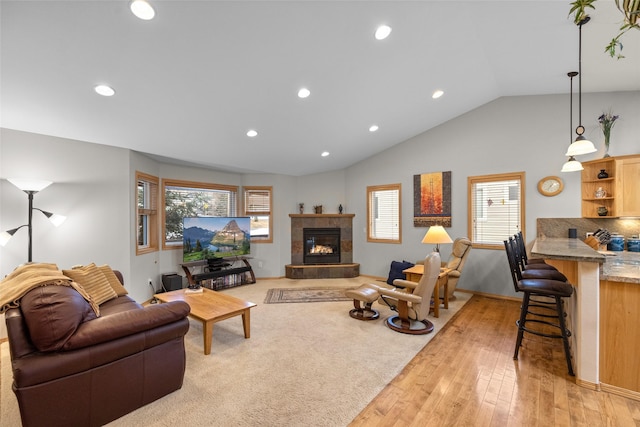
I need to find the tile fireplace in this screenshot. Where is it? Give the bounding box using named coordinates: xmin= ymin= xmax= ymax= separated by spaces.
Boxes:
xmin=286 ymin=214 xmax=359 ymax=279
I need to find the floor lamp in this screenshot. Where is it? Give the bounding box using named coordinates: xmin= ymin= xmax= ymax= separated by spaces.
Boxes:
xmin=0 ymin=178 xmax=66 ymax=262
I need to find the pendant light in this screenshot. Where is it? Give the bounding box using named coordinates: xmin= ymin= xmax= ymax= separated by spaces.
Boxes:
xmin=562 ymin=72 xmax=584 ymax=172
xmin=565 ymin=17 xmax=597 ymax=157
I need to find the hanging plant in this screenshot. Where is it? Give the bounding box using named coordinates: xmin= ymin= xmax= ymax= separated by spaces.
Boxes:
xmin=569 ymin=0 xmax=640 ymax=59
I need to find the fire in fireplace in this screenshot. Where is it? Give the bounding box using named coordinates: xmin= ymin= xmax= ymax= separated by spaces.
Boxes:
xmin=303 ymin=228 xmax=341 ymax=264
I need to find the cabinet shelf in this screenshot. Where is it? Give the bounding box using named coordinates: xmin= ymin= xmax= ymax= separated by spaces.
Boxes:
xmin=583 ymin=178 xmax=615 ymax=183
xmin=582 ymin=197 xmax=615 ymax=201
xmin=581 ymin=154 xmax=640 ymax=218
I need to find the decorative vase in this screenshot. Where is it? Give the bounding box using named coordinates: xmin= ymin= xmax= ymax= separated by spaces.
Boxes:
xmin=597 ymin=206 xmax=608 ymax=216
xmin=338 ymin=204 xmax=343 ymax=214
xmin=595 ymin=187 xmax=606 ymax=198
xmin=299 ymin=203 xmax=304 ymax=214
xmin=603 ymin=135 xmax=610 ymax=158
xmin=597 ymin=169 xmax=609 ymax=179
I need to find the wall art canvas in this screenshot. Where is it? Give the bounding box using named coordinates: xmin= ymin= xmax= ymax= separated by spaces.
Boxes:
xmin=413 ymin=171 xmax=452 ymax=227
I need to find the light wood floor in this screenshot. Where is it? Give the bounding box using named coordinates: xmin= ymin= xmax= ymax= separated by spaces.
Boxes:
xmin=350 ymin=295 xmax=640 ymax=427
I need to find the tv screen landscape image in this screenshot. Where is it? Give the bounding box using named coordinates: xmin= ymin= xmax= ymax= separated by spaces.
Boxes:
xmin=183 ymin=217 xmax=251 ymax=262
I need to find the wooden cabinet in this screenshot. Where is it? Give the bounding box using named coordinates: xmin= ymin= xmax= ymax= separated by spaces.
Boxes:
xmin=616 ymin=156 xmax=640 ymax=217
xmin=600 ymin=279 xmax=640 ymax=397
xmin=581 ymin=158 xmax=616 ymax=218
xmin=581 ymin=155 xmax=640 ymax=218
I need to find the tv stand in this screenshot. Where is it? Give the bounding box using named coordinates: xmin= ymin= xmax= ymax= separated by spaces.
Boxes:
xmin=181 ymin=257 xmax=255 ymax=290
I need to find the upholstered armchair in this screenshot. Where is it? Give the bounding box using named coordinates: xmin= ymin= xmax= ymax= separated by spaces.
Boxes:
xmin=371 ymin=252 xmax=441 ymax=334
xmin=441 ymin=237 xmax=472 ymax=299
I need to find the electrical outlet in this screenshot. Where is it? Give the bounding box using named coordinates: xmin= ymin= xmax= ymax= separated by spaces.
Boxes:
xmin=148 ymin=278 xmax=153 ymax=287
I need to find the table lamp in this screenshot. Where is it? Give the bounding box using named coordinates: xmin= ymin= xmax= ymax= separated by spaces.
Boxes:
xmin=422 ymin=225 xmax=452 ymax=252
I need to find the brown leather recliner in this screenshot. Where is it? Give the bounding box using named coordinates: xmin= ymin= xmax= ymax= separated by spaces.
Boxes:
xmin=4 ymin=271 xmax=191 ymax=427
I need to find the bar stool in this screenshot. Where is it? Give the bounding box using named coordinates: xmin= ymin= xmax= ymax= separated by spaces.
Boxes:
xmin=514 ymin=231 xmax=552 ymax=267
xmin=504 ymin=238 xmax=575 ymax=376
xmin=509 ymin=236 xmax=568 ymax=282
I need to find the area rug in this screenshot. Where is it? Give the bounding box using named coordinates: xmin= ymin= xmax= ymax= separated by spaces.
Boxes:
xmin=0 ymin=277 xmax=470 ymax=427
xmin=264 ymin=286 xmax=355 ymax=304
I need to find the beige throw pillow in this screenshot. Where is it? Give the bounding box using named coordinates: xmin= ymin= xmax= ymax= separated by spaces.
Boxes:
xmin=63 ymin=263 xmax=118 ymax=306
xmin=97 ymin=265 xmax=129 ymax=296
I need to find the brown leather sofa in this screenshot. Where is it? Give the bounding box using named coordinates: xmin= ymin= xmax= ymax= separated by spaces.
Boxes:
xmin=5 ymin=271 xmax=191 ymax=427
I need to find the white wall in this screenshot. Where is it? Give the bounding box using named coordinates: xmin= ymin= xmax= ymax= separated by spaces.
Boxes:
xmin=345 ymin=91 xmax=640 ymax=297
xmin=0 ymin=129 xmax=132 ymax=291
xmin=2 ymin=90 xmax=638 ymax=302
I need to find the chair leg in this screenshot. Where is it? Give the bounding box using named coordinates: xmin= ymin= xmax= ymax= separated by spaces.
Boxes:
xmin=514 ymin=292 xmax=530 ymax=360
xmin=556 ymin=296 xmax=575 ymax=376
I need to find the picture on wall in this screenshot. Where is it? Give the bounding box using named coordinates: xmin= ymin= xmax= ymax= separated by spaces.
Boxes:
xmin=413 ymin=171 xmax=452 ymax=227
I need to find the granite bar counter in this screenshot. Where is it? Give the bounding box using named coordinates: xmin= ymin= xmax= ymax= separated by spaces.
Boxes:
xmin=600 ymin=251 xmax=640 ymax=284
xmin=531 ymin=237 xmax=603 ymax=391
xmin=531 ymin=237 xmax=606 ymax=263
xmin=532 ymin=237 xmax=640 ymax=399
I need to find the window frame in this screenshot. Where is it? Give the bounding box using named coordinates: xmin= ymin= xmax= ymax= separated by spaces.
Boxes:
xmin=243 ymin=186 xmax=273 ymax=243
xmin=161 ymin=178 xmax=239 ymax=250
xmin=135 ymin=171 xmax=159 ymax=255
xmin=367 ymin=183 xmax=402 ymax=244
xmin=467 ymin=171 xmax=526 ymax=250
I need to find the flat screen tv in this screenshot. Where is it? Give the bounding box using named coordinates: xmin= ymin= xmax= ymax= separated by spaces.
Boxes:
xmin=182 ymin=216 xmax=251 ymax=262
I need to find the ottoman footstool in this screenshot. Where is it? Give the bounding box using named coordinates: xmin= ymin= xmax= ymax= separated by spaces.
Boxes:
xmin=345 ymin=285 xmax=380 ymax=320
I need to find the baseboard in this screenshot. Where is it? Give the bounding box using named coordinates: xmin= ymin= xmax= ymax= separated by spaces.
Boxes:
xmin=456 ymin=288 xmax=521 ymax=302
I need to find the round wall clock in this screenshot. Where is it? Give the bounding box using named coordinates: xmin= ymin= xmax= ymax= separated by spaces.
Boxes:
xmin=538 ymin=176 xmax=564 ymax=197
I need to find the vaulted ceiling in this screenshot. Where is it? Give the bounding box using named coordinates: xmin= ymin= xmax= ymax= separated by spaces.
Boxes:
xmin=2 ymin=1 xmax=638 ymax=176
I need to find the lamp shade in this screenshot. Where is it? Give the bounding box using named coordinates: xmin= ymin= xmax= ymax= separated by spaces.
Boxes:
xmin=422 ymin=226 xmax=453 ymax=245
xmin=565 ymin=136 xmax=597 ymax=156
xmin=561 ymin=156 xmax=584 ymax=172
xmin=8 ymin=178 xmax=52 ymax=192
xmin=0 ymin=230 xmax=14 ymax=246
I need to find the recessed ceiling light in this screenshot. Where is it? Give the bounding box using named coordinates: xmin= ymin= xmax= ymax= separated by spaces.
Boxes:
xmin=369 ymin=125 xmax=379 ymax=132
xmin=94 ymin=85 xmax=115 ymax=97
xmin=247 ymin=130 xmax=258 ymax=137
xmin=374 ymin=25 xmax=392 ymax=40
xmin=321 ymin=151 xmax=330 ymax=157
xmin=130 ymin=0 xmax=155 ymax=20
xmin=298 ymin=88 xmax=311 ymax=98
xmin=432 ymin=89 xmax=444 ymax=99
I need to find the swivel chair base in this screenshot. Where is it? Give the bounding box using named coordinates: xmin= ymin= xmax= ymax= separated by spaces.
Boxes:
xmin=386 ymin=315 xmax=434 ymax=335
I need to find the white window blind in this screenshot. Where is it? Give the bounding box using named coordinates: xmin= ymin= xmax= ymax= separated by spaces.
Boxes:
xmin=245 ymin=189 xmax=270 ymax=213
xmin=367 ymin=184 xmax=401 ymax=243
xmin=243 ymin=186 xmax=273 ymax=242
xmin=469 ymin=172 xmax=524 ymax=247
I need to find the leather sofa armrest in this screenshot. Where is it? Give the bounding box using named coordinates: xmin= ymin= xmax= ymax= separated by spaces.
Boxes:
xmin=5 ymin=308 xmax=38 ymax=358
xmin=63 ymin=301 xmax=190 ymax=351
xmin=448 ymin=270 xmax=461 ymax=278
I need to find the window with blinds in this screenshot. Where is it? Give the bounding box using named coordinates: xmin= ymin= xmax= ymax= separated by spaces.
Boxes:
xmin=244 ymin=186 xmax=273 ymax=243
xmin=367 ymin=183 xmax=401 ymax=243
xmin=468 ymin=172 xmax=525 ymax=249
xmin=161 ymin=179 xmax=239 ymax=249
xmin=136 ymin=171 xmax=158 ymax=255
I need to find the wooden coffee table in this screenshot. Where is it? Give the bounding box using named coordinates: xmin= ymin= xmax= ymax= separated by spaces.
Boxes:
xmin=154 ymin=288 xmax=257 ymax=355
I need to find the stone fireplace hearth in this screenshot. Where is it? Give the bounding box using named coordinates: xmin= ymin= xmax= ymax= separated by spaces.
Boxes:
xmin=286 ymin=214 xmax=359 ymax=279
